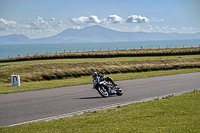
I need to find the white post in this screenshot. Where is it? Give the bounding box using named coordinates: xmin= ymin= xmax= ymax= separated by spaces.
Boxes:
xmin=11 ymin=75 xmax=20 ymax=86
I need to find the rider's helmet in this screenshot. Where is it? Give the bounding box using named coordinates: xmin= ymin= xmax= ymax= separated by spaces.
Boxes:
xmin=92 ymin=72 xmax=98 ymax=80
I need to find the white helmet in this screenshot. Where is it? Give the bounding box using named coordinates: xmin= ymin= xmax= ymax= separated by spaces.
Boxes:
xmin=92 ymin=72 xmax=98 ymax=79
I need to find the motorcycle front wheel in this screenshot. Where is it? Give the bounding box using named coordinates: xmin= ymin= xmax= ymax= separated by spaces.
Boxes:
xmin=97 ymin=86 xmax=109 ymax=97
xmin=116 ymin=89 xmax=123 ymax=96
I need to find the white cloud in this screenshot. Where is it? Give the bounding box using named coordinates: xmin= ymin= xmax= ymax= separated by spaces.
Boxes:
xmin=151 ymin=18 xmax=164 ymax=22
xmin=0 ymin=18 xmax=30 ymax=31
xmin=72 ymin=26 xmax=81 ymax=30
xmin=70 ymin=14 xmax=151 ymax=25
xmin=122 ymin=25 xmax=178 ymax=34
xmin=133 ymin=25 xmax=141 ymax=31
xmin=0 ymin=18 xmax=17 ymax=30
xmin=126 ymin=15 xmax=149 ymax=23
xmin=147 ymin=25 xmax=153 ymax=30
xmin=170 ymin=27 xmax=176 ymax=31
xmin=30 ymin=16 xmax=49 ymax=29
xmin=0 ymin=17 xmax=65 ymax=38
xmin=107 ymin=14 xmax=123 ymax=24
xmin=70 ymin=15 xmax=101 ymax=24
xmin=1 ymin=15 xmax=199 ymax=39
xmin=146 ymin=25 xmax=178 ymax=33
xmin=70 ymin=14 xmax=124 ymax=25
xmin=50 ymin=18 xmax=55 ymax=21
xmin=70 ymin=16 xmax=89 ymax=23
xmin=78 ymin=24 xmax=198 ymax=34
xmin=89 ymin=15 xmax=101 ymax=23
xmin=181 ymin=27 xmax=193 ymax=31
xmin=122 ymin=27 xmax=128 ymax=31
xmin=155 ymin=26 xmax=160 ymax=29
xmin=180 ymin=27 xmax=195 ymax=34
xmin=29 ymin=16 xmax=63 ymax=29
xmin=161 ymin=25 xmax=169 ymax=30
xmin=110 ymin=27 xmax=122 ymax=31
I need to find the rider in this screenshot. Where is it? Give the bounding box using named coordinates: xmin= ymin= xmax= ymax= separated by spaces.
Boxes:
xmin=92 ymin=71 xmax=118 ymax=87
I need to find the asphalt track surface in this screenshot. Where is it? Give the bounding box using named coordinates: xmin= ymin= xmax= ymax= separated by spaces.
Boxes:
xmin=0 ymin=72 xmax=200 ymax=127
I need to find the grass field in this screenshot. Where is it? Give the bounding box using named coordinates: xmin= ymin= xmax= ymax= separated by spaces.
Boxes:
xmin=1 ymin=89 xmax=199 ymax=132
xmin=1 ymin=54 xmax=200 ymax=83
xmin=0 ymin=47 xmax=199 ymax=62
xmin=0 ymin=47 xmax=200 ymax=94
xmin=0 ymin=68 xmax=200 ymax=94
xmin=0 ymin=47 xmax=200 ymax=132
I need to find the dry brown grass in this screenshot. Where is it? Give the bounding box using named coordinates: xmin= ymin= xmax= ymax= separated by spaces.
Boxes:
xmin=0 ymin=47 xmax=200 ymax=62
xmin=0 ymin=54 xmax=200 ymax=83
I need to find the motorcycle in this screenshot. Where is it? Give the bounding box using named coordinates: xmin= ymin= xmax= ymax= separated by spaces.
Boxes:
xmin=93 ymin=76 xmax=123 ymax=97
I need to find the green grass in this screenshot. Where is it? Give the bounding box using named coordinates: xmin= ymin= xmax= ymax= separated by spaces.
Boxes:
xmin=0 ymin=68 xmax=200 ymax=94
xmin=0 ymin=47 xmax=199 ymax=62
xmin=1 ymin=89 xmax=199 ymax=132
xmin=1 ymin=54 xmax=200 ymax=83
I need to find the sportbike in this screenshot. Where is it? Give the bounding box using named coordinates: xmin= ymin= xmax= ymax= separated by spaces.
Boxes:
xmin=93 ymin=76 xmax=123 ymax=97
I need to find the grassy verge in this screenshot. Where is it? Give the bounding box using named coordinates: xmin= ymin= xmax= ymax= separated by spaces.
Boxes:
xmin=1 ymin=54 xmax=200 ymax=83
xmin=1 ymin=90 xmax=199 ymax=132
xmin=0 ymin=68 xmax=200 ymax=94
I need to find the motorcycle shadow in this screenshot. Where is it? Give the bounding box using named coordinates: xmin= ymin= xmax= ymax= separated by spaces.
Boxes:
xmin=78 ymin=96 xmax=104 ymax=99
xmin=78 ymin=95 xmax=117 ymax=99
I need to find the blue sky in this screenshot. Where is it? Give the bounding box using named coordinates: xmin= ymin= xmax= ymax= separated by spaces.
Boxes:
xmin=0 ymin=0 xmax=200 ymax=39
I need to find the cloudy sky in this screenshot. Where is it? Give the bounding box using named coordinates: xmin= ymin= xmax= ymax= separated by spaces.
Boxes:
xmin=0 ymin=0 xmax=200 ymax=39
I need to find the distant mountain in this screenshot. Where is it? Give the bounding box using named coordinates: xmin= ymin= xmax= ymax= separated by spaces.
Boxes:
xmin=32 ymin=25 xmax=200 ymax=43
xmin=33 ymin=25 xmax=128 ymax=43
xmin=0 ymin=34 xmax=30 ymax=44
xmin=0 ymin=25 xmax=200 ymax=44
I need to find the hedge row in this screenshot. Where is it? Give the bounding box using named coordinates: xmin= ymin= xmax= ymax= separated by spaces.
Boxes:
xmin=1 ymin=47 xmax=200 ymax=62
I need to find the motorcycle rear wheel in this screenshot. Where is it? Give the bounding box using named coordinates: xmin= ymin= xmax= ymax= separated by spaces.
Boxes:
xmin=97 ymin=86 xmax=109 ymax=97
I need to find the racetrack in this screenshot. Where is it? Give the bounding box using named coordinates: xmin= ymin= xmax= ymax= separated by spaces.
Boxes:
xmin=0 ymin=72 xmax=200 ymax=127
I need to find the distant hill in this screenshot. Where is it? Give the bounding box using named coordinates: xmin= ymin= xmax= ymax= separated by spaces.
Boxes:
xmin=0 ymin=34 xmax=30 ymax=44
xmin=0 ymin=25 xmax=200 ymax=44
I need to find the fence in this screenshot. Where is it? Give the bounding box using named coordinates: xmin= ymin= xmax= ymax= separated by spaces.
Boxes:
xmin=3 ymin=44 xmax=200 ymax=59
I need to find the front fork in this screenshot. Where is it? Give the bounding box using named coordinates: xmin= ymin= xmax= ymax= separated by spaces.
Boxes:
xmin=97 ymin=85 xmax=109 ymax=92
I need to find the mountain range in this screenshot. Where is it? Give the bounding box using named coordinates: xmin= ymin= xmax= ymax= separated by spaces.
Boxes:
xmin=0 ymin=25 xmax=200 ymax=45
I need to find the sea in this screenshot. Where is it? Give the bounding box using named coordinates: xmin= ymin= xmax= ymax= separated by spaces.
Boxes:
xmin=0 ymin=39 xmax=200 ymax=59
